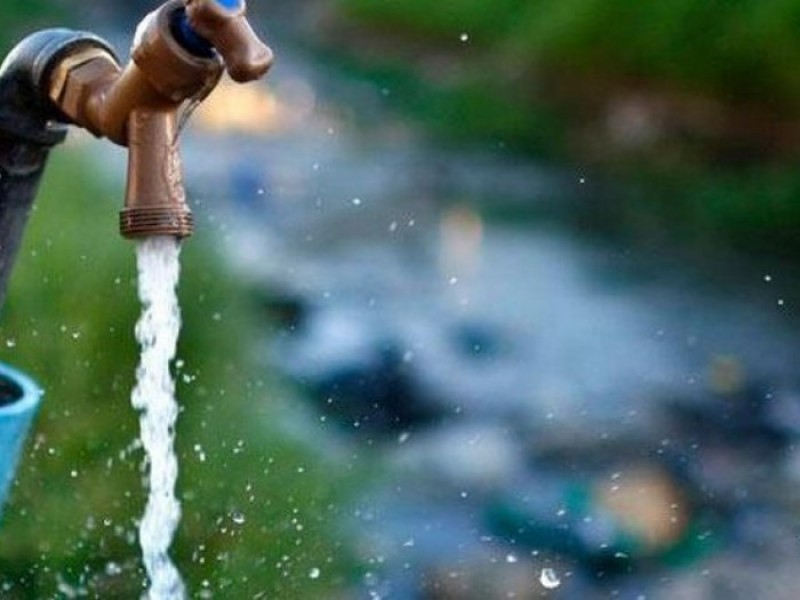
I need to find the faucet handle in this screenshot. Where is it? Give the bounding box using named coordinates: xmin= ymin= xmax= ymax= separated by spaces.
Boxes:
xmin=185 ymin=0 xmax=272 ymax=83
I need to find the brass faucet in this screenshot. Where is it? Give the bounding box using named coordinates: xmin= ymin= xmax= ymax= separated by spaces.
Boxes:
xmin=47 ymin=0 xmax=272 ymax=239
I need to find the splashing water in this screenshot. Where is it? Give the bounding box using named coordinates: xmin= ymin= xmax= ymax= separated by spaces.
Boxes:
xmin=132 ymin=237 xmax=185 ymax=599
xmin=539 ymin=567 xmax=561 ymax=590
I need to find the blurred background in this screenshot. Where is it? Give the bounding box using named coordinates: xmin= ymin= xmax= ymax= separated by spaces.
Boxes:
xmin=2 ymin=0 xmax=800 ymax=598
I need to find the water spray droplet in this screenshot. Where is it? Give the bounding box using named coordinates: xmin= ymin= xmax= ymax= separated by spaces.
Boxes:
xmin=539 ymin=568 xmax=561 ymax=589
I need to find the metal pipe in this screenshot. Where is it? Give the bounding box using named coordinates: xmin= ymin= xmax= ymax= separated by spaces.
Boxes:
xmin=0 ymin=29 xmax=115 ymax=309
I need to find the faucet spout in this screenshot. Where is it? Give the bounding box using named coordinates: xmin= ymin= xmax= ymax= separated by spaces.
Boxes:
xmin=122 ymin=109 xmax=193 ymax=238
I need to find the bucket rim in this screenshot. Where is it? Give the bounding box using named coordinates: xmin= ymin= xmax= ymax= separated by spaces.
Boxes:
xmin=0 ymin=363 xmax=42 ymax=417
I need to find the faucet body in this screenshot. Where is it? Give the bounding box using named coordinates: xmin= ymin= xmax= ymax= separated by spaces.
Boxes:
xmin=51 ymin=1 xmax=226 ymax=238
xmin=0 ymin=0 xmax=271 ymax=306
xmin=51 ymin=0 xmax=271 ymax=239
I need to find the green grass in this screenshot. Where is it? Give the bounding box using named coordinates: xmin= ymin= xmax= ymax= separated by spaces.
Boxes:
xmin=0 ymin=148 xmax=358 ymax=597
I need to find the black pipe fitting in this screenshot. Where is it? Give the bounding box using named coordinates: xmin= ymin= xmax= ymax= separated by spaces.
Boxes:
xmin=0 ymin=29 xmax=116 ymax=310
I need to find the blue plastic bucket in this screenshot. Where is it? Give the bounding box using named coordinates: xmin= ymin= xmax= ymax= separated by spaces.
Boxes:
xmin=0 ymin=363 xmax=42 ymax=517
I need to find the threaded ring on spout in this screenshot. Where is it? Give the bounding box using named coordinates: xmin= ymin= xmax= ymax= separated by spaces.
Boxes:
xmin=120 ymin=206 xmax=194 ymax=239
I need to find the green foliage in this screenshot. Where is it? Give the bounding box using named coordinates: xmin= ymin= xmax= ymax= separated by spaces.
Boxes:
xmin=0 ymin=149 xmax=356 ymax=597
xmin=341 ymin=0 xmax=800 ymax=102
xmin=341 ymin=0 xmax=800 ymax=111
xmin=653 ymin=165 xmax=800 ymax=256
xmin=333 ymin=56 xmax=565 ymax=153
xmin=337 ymin=0 xmax=800 ymax=257
xmin=503 ymin=0 xmax=800 ymax=109
xmin=342 ymin=0 xmax=527 ymax=44
xmin=0 ymin=0 xmax=65 ymax=52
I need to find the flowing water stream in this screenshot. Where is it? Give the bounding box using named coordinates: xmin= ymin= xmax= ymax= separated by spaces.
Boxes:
xmin=131 ymin=237 xmax=185 ymax=600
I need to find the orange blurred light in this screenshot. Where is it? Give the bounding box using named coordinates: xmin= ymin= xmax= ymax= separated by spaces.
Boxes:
xmin=194 ymin=75 xmax=316 ymax=135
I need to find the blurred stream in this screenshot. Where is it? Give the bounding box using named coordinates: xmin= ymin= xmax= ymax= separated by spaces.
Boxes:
xmin=95 ymin=15 xmax=800 ymax=598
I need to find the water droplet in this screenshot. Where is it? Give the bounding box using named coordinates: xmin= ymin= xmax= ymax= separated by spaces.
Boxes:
xmin=506 ymin=553 xmax=518 ymax=563
xmin=309 ymin=567 xmax=321 ymax=579
xmin=764 ymin=274 xmax=772 ymax=282
xmin=460 ymin=33 xmax=469 ymax=42
xmin=5 ymin=338 xmax=16 ymax=348
xmin=539 ymin=568 xmax=561 ymax=589
xmin=193 ymin=444 xmax=207 ymax=462
xmin=231 ymin=511 xmax=246 ymax=525
xmin=352 ymin=197 xmax=363 ymax=206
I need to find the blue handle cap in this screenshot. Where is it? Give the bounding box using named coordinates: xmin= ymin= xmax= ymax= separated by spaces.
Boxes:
xmin=214 ymin=0 xmax=243 ymax=10
xmin=171 ymin=8 xmax=215 ymax=58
